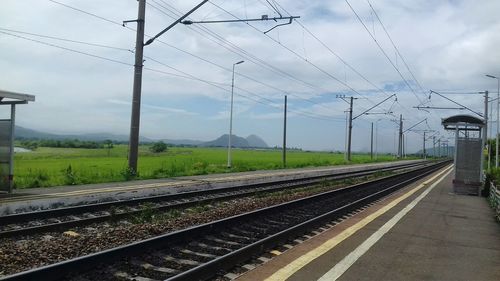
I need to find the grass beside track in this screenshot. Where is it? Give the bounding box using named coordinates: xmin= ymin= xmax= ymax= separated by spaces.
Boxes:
xmin=14 ymin=145 xmax=398 ymax=189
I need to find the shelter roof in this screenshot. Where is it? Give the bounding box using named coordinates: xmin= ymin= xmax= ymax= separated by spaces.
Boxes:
xmin=0 ymin=90 xmax=35 ymax=104
xmin=442 ymin=114 xmax=484 ymax=131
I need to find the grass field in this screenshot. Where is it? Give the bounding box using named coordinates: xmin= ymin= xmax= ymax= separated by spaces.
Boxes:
xmin=13 ymin=145 xmax=398 ymax=189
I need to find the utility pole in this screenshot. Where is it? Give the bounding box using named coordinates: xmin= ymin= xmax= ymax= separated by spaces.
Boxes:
xmin=375 ymin=119 xmax=381 ymax=160
xmin=339 ymin=94 xmax=394 ymax=161
xmin=423 ymin=131 xmax=426 ymax=159
xmin=128 ymin=0 xmax=146 ymax=175
xmin=125 ymin=0 xmax=295 ymax=174
xmin=483 ymin=91 xmax=489 ymax=169
xmin=489 ymin=94 xmax=493 ymax=170
xmin=398 ymin=114 xmax=403 ymax=158
xmin=370 ymin=122 xmax=374 ymax=160
xmin=433 ymin=136 xmax=436 ymax=158
xmin=438 ymin=139 xmax=441 ymax=157
xmin=283 ymin=95 xmax=287 ymax=168
xmin=403 ymin=134 xmax=406 ymax=158
xmin=347 ymin=96 xmax=354 ymax=161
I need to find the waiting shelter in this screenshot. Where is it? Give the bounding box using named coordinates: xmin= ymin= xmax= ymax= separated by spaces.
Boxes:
xmin=0 ymin=90 xmax=35 ymax=193
xmin=442 ymin=114 xmax=485 ymax=195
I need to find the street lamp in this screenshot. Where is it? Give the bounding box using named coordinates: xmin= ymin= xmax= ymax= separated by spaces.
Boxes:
xmin=228 ymin=60 xmax=244 ymax=168
xmin=486 ymin=74 xmax=500 ymax=168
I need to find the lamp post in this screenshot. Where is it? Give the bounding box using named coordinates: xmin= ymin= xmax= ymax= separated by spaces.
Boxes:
xmin=486 ymin=74 xmax=499 ymax=167
xmin=375 ymin=118 xmax=383 ymax=159
xmin=228 ymin=60 xmax=244 ymax=168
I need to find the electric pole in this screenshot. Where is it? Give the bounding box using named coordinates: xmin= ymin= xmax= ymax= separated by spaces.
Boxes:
xmin=338 ymin=94 xmax=395 ymax=161
xmin=283 ymin=95 xmax=287 ymax=168
xmin=398 ymin=114 xmax=403 ymax=158
xmin=438 ymin=139 xmax=441 ymax=157
xmin=347 ymin=97 xmax=353 ymax=161
xmin=433 ymin=136 xmax=436 ymax=158
xmin=370 ymin=122 xmax=374 ymax=160
xmin=128 ymin=0 xmax=146 ymax=175
xmin=423 ymin=131 xmax=426 ymax=159
xmin=126 ymin=0 xmax=297 ymax=174
xmin=483 ymin=91 xmax=488 ymax=169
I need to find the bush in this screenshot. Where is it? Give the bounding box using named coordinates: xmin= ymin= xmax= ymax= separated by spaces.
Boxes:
xmin=63 ymin=164 xmax=78 ymax=185
xmin=150 ymin=141 xmax=168 ymax=153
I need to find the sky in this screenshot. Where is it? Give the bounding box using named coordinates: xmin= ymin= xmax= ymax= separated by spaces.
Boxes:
xmin=0 ymin=0 xmax=499 ymax=152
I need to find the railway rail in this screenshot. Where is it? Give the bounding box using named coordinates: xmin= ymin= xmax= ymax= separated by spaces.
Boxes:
xmin=0 ymin=160 xmax=450 ymax=281
xmin=0 ymin=161 xmax=425 ymax=238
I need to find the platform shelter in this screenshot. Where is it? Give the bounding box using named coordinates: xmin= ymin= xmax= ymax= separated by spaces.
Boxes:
xmin=0 ymin=90 xmax=35 ymax=193
xmin=442 ymin=114 xmax=485 ymax=195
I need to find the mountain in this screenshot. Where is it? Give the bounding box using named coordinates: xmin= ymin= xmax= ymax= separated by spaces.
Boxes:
xmin=201 ymin=134 xmax=269 ymax=148
xmin=201 ymin=134 xmax=249 ymax=148
xmin=15 ymin=126 xmax=58 ymax=140
xmin=15 ymin=126 xmax=154 ymax=142
xmin=14 ymin=126 xmax=269 ymax=148
xmin=246 ymin=134 xmax=268 ymax=148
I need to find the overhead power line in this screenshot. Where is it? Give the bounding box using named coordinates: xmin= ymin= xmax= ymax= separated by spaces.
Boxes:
xmin=344 ymin=0 xmax=425 ymax=105
xmin=1 ymin=26 xmax=338 ymax=122
xmin=0 ymin=30 xmax=132 ymax=67
xmin=271 ymin=0 xmax=439 ymax=133
xmin=148 ymin=0 xmax=334 ymax=111
xmin=149 ymin=1 xmax=337 ymax=104
xmin=0 ymin=27 xmax=132 ymax=52
xmin=48 ymin=0 xmax=123 ymax=26
xmin=207 ymin=0 xmax=376 ymax=115
xmin=365 ymin=0 xmax=427 ymax=96
xmin=46 ymin=0 xmax=340 ymax=114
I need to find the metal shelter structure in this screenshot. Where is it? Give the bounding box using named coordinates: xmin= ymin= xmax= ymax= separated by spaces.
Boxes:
xmin=0 ymin=90 xmax=35 ymax=193
xmin=442 ymin=114 xmax=485 ymax=195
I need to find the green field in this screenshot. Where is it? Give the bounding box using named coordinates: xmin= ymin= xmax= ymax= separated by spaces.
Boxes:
xmin=13 ymin=145 xmax=397 ymax=189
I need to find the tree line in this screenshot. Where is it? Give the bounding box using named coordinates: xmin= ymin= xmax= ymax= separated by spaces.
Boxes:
xmin=19 ymin=139 xmax=114 ymax=150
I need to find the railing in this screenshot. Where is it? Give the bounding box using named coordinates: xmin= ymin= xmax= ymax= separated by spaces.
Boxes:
xmin=489 ymin=182 xmax=500 ymax=220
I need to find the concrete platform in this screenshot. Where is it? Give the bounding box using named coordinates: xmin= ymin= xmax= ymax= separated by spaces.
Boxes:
xmin=237 ymin=166 xmax=500 ymax=281
xmin=0 ymin=160 xmax=422 ymax=215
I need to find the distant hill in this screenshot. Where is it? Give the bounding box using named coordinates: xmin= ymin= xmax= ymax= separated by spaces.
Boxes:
xmin=15 ymin=126 xmax=154 ymax=142
xmin=201 ymin=134 xmax=268 ymax=148
xmin=14 ymin=126 xmax=269 ymax=148
xmin=246 ymin=134 xmax=268 ymax=148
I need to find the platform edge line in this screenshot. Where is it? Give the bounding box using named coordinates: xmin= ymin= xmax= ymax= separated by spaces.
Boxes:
xmin=263 ymin=165 xmax=453 ymax=281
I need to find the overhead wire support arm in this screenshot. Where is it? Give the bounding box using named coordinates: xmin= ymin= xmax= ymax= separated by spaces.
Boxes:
xmin=181 ymin=16 xmax=300 ymax=34
xmin=352 ymin=94 xmax=396 ymax=120
xmin=363 ymin=111 xmax=393 ymax=115
xmin=428 ymin=90 xmax=484 ymax=117
xmin=144 ymin=0 xmax=209 ymax=46
xmin=181 ymin=16 xmax=300 ymax=25
xmin=403 ymin=118 xmax=427 ymax=134
xmin=414 ymin=106 xmax=466 ymax=110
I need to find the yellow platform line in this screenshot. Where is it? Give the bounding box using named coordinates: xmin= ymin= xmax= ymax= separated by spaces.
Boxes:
xmin=264 ymin=165 xmax=453 ymax=281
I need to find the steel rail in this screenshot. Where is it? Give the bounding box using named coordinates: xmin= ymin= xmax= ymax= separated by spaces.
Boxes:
xmin=170 ymin=161 xmax=449 ymax=281
xmin=0 ymin=160 xmax=450 ymax=281
xmin=0 ymin=161 xmax=425 ymax=238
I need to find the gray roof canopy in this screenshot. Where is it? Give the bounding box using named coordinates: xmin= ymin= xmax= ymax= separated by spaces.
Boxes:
xmin=0 ymin=90 xmax=35 ymax=104
xmin=442 ymin=114 xmax=484 ymax=131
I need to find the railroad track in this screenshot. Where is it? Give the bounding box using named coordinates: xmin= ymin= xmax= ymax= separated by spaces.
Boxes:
xmin=0 ymin=160 xmax=450 ymax=281
xmin=0 ymin=161 xmax=425 ymax=238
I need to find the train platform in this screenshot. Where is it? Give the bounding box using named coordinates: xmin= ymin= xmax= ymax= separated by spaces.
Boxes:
xmin=237 ymin=165 xmax=500 ymax=281
xmin=0 ymin=159 xmax=422 ymax=215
